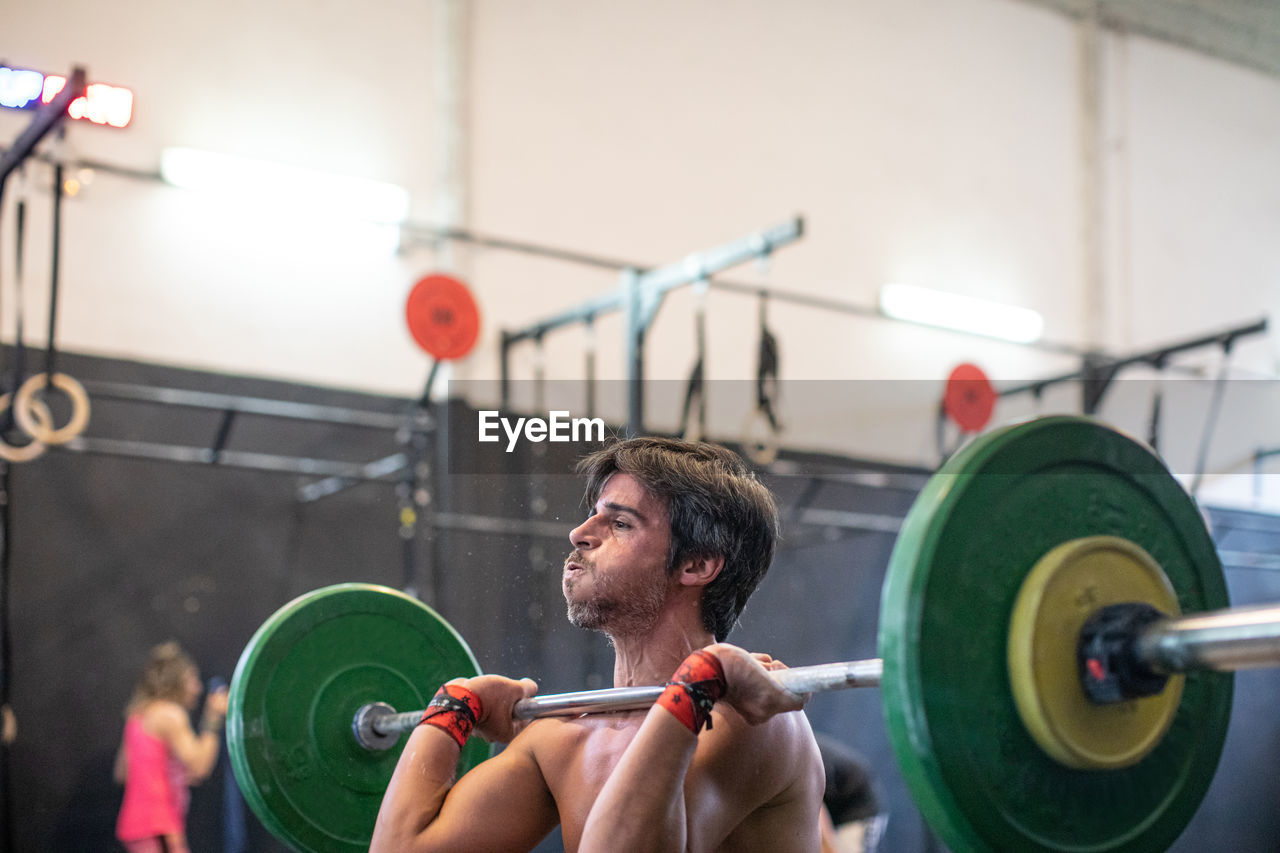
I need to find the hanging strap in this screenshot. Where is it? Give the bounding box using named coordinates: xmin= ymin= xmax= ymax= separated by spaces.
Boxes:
xmin=755 ymin=293 xmax=781 ymax=432
xmin=42 ymin=147 xmax=65 ymax=385
xmin=7 ymin=148 xmax=90 ymax=449
xmin=1147 ymin=357 xmax=1166 ymax=452
xmin=0 ymin=171 xmax=48 ymax=463
xmin=679 ymin=282 xmax=707 ymax=441
xmin=1191 ymin=341 xmax=1234 ymax=498
xmin=10 ymin=172 xmax=29 ymax=399
xmin=532 ymin=333 xmax=547 ymax=416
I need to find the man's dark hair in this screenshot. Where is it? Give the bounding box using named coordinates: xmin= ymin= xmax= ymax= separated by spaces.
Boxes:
xmin=815 ymin=733 xmax=881 ymax=824
xmin=576 ymin=436 xmax=779 ymax=642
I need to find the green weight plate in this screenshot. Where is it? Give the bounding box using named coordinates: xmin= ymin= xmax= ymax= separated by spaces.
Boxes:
xmin=878 ymin=416 xmax=1232 ymax=852
xmin=227 ymin=583 xmax=490 ymax=853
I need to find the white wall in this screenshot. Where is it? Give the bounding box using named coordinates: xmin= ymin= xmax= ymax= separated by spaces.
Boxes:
xmin=2 ymin=0 xmax=1277 ymax=500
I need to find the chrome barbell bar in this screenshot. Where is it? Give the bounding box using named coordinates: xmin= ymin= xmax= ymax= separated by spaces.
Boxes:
xmin=351 ymin=603 xmax=1280 ymax=752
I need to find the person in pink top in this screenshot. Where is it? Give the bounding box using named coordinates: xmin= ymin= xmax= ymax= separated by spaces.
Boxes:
xmin=113 ymin=642 xmax=228 ymax=853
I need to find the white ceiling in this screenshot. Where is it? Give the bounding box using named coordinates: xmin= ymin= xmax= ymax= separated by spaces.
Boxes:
xmin=1021 ymin=0 xmax=1280 ymax=79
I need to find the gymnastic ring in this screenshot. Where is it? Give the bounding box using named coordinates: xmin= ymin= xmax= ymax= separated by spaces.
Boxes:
xmin=0 ymin=393 xmax=53 ymax=463
xmin=13 ymin=372 xmax=91 ymax=445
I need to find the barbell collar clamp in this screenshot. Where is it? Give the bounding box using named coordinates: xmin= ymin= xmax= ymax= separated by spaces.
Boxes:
xmin=352 ymin=702 xmax=402 ymax=751
xmin=1078 ymin=603 xmax=1170 ymax=704
xmin=1080 ymin=602 xmax=1280 ymax=706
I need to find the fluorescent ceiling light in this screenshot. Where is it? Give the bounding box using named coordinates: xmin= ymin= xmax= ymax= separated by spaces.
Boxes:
xmin=878 ymin=283 xmax=1044 ymax=344
xmin=160 ymin=147 xmax=410 ymax=225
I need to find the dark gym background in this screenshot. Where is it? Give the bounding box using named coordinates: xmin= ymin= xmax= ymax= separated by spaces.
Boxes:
xmin=3 ymin=351 xmax=1279 ymax=852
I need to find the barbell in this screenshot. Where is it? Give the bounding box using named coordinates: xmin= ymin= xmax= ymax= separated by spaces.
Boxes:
xmin=225 ymin=415 xmax=1280 ymax=853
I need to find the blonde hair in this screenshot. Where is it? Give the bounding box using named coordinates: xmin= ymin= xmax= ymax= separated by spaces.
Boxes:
xmin=125 ymin=641 xmax=196 ymax=716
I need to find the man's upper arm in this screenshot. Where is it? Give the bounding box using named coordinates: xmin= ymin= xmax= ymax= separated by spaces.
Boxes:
xmin=440 ymin=742 xmax=561 ymax=849
xmin=374 ymin=733 xmax=560 ymax=853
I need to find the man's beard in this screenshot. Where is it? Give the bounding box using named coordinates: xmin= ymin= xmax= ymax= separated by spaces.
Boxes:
xmin=563 ymin=551 xmax=668 ymax=638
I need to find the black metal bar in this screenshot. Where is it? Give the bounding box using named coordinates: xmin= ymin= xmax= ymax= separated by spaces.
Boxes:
xmin=0 ymin=462 xmax=13 ymax=853
xmin=209 ymin=409 xmax=238 ymax=463
xmin=584 ymin=316 xmax=596 ymax=420
xmin=998 ymin=318 xmax=1270 ymax=403
xmin=58 ymin=435 xmax=408 ymax=481
xmin=706 ymin=280 xmax=1089 ymax=357
xmin=1217 ymin=551 xmax=1280 ymax=573
xmin=624 ymin=270 xmax=645 ymax=436
xmin=502 ymin=218 xmax=802 ymax=348
xmin=44 ymin=151 xmax=64 ymax=383
xmin=402 ymin=223 xmax=646 ymax=273
xmin=761 ymin=457 xmax=930 ymax=492
xmin=499 ymin=332 xmax=509 ymax=411
xmin=81 ymin=380 xmax=412 ymax=430
xmin=502 ymin=290 xmax=626 ymax=348
xmin=296 ymin=453 xmax=410 ymax=502
xmin=0 ymin=68 xmax=86 ymax=184
xmin=431 ymin=511 xmax=573 ymax=540
xmin=424 ymin=405 xmax=449 ymax=607
xmin=417 ymin=360 xmax=441 ymax=409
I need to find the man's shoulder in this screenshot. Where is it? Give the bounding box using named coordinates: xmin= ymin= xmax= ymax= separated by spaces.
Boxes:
xmin=715 ymin=703 xmax=817 ymax=749
xmin=701 ymin=707 xmax=823 ymax=792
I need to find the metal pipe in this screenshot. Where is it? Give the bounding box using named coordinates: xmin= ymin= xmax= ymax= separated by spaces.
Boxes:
xmin=1136 ymin=603 xmax=1280 ymax=674
xmin=81 ymin=380 xmax=412 ymax=430
xmin=60 ymin=435 xmax=408 ymax=481
xmin=354 ymin=658 xmax=883 ymax=749
xmin=998 ymin=317 xmax=1269 ymax=400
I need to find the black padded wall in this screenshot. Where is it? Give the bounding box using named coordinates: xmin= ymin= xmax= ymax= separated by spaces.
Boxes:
xmin=3 ymin=353 xmax=1279 ymax=852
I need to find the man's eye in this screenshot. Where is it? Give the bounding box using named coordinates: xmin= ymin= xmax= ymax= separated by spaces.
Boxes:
xmin=613 ymin=519 xmax=630 ymax=529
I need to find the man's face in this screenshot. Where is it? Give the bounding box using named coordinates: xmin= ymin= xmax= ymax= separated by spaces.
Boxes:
xmin=563 ymin=473 xmax=674 ymax=637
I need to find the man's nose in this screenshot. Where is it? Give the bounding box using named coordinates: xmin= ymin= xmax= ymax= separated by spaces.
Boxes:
xmin=569 ymin=517 xmax=599 ymax=550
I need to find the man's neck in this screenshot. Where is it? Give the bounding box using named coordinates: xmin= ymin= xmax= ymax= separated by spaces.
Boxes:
xmin=608 ymin=603 xmax=715 ymax=687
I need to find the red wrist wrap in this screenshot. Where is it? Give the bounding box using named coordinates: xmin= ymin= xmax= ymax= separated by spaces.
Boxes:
xmin=419 ymin=684 xmax=484 ymax=748
xmin=657 ymin=649 xmax=727 ymax=734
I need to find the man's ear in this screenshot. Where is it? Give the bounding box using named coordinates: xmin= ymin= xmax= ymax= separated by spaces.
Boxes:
xmin=676 ymin=553 xmax=724 ymax=588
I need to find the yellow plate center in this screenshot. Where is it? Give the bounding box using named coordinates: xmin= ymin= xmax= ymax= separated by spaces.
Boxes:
xmin=1007 ymin=535 xmax=1183 ymax=769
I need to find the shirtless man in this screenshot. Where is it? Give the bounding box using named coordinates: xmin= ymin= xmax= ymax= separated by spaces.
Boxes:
xmin=372 ymin=437 xmax=824 ymax=852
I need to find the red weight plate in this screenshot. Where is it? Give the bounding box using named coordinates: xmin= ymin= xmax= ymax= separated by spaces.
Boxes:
xmin=406 ymin=274 xmax=481 ymax=360
xmin=943 ymin=362 xmax=996 ymax=432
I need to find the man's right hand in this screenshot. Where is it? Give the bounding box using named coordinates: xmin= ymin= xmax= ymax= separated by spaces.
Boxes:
xmin=707 ymin=644 xmax=808 ymax=725
xmin=451 ymin=675 xmax=539 ymax=744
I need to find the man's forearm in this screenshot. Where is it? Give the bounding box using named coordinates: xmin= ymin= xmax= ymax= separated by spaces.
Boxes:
xmin=370 ymin=726 xmax=462 ymax=853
